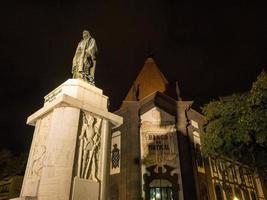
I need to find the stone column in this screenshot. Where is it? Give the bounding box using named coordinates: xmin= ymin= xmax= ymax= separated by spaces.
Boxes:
xmin=99 ymin=119 xmax=111 ymax=200
xmin=13 ymin=79 xmax=122 ymax=200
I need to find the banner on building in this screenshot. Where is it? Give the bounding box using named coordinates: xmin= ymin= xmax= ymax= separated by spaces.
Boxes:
xmin=110 ymin=131 xmax=121 ymax=175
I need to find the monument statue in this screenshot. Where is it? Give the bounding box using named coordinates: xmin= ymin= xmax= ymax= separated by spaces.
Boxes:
xmin=72 ymin=30 xmax=97 ymax=84
xmin=15 ymin=29 xmax=122 ymax=200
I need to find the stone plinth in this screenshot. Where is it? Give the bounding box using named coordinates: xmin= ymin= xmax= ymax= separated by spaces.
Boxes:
xmin=13 ymin=79 xmax=122 ymax=200
xmin=72 ymin=177 xmax=99 ymax=200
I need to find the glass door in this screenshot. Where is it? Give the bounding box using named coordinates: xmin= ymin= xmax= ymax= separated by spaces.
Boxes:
xmin=149 ymin=187 xmax=173 ymax=200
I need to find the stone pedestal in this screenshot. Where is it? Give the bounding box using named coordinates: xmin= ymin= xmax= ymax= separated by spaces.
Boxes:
xmin=72 ymin=177 xmax=99 ymax=200
xmin=13 ymin=79 xmax=122 ymax=200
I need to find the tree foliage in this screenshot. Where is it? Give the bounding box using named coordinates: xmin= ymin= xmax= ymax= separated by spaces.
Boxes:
xmin=201 ymin=70 xmax=267 ymax=170
xmin=0 ymin=149 xmax=27 ymax=179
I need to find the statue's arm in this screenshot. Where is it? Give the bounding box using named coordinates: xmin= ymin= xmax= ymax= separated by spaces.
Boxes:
xmin=88 ymin=38 xmax=95 ymax=49
xmin=73 ymin=45 xmax=79 ymax=63
xmin=86 ymin=39 xmax=97 ymax=57
xmin=72 ymin=42 xmax=81 ymax=72
xmin=79 ymin=128 xmax=85 ymax=140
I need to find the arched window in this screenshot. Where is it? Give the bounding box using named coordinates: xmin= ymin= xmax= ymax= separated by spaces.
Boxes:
xmin=234 ymin=188 xmax=242 ymax=200
xmin=224 ymin=185 xmax=233 ymax=200
xmin=149 ymin=179 xmax=173 ymax=200
xmin=250 ymin=191 xmax=257 ymax=200
xmin=195 ymin=143 xmax=204 ymax=167
xmin=201 ymin=185 xmax=209 ymax=200
xmin=214 ymin=185 xmax=223 ymax=200
xmin=243 ymin=189 xmax=250 ymax=200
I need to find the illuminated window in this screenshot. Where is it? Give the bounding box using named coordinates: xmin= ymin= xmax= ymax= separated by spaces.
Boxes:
xmin=234 ymin=188 xmax=242 ymax=200
xmin=149 ymin=187 xmax=173 ymax=200
xmin=191 ymin=120 xmax=199 ymax=129
xmin=224 ymin=185 xmax=233 ymax=199
xmin=149 ymin=179 xmax=173 ymax=200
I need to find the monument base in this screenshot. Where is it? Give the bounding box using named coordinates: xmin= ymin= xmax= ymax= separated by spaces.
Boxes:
xmin=16 ymin=79 xmax=122 ymax=200
xmin=10 ymin=197 xmax=37 ymax=200
xmin=72 ymin=177 xmax=99 ymax=200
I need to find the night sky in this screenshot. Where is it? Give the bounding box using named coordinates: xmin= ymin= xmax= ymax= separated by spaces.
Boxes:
xmin=0 ymin=2 xmax=267 ymax=153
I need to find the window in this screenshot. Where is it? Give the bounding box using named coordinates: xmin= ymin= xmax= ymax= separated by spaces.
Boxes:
xmin=215 ymin=185 xmax=223 ymax=200
xmin=234 ymin=188 xmax=242 ymax=200
xmin=149 ymin=187 xmax=173 ymax=200
xmin=149 ymin=179 xmax=173 ymax=200
xmin=224 ymin=185 xmax=233 ymax=200
xmin=211 ymin=159 xmax=217 ymax=173
xmin=201 ymin=185 xmax=209 ymax=200
xmin=243 ymin=190 xmax=250 ymax=200
xmin=250 ymin=191 xmax=257 ymax=200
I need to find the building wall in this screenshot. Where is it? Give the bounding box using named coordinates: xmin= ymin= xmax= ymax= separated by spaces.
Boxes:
xmin=186 ymin=108 xmax=266 ymax=200
xmin=110 ymin=102 xmax=141 ymax=200
xmin=176 ymin=102 xmax=198 ymax=200
xmin=186 ymin=109 xmax=210 ymax=200
xmin=109 ymin=93 xmax=266 ymax=200
xmin=140 ymin=106 xmax=184 ymax=200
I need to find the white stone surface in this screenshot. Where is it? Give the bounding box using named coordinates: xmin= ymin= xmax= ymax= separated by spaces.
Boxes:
xmin=21 ymin=179 xmax=39 ymax=197
xmin=98 ymin=119 xmax=111 ymax=200
xmin=21 ymin=107 xmax=80 ymax=200
xmin=27 ymin=94 xmax=122 ymax=127
xmin=72 ymin=177 xmax=99 ymax=200
xmin=44 ymin=79 xmax=107 ymax=111
xmin=21 ymin=113 xmax=53 ymax=198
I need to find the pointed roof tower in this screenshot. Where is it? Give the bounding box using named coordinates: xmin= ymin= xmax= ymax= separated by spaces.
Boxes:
xmin=124 ymin=57 xmax=171 ymax=101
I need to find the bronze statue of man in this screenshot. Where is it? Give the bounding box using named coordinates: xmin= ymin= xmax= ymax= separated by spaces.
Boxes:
xmin=72 ymin=30 xmax=97 ymax=84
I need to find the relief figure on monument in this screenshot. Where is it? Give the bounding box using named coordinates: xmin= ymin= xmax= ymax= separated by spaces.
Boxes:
xmin=77 ymin=112 xmax=102 ymax=182
xmin=29 ymin=145 xmax=46 ymax=179
xmin=28 ymin=115 xmax=51 ymax=180
xmin=72 ymin=30 xmax=97 ymax=84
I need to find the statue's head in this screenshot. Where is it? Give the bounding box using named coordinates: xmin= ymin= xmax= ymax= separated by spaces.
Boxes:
xmin=83 ymin=30 xmax=91 ymax=39
xmin=88 ymin=115 xmax=95 ymax=125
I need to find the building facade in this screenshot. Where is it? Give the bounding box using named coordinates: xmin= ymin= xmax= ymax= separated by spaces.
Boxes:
xmin=109 ymin=58 xmax=266 ymax=200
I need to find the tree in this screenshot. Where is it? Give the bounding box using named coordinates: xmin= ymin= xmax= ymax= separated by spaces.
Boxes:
xmin=201 ymin=70 xmax=267 ymax=171
xmin=0 ymin=149 xmax=27 ymax=179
